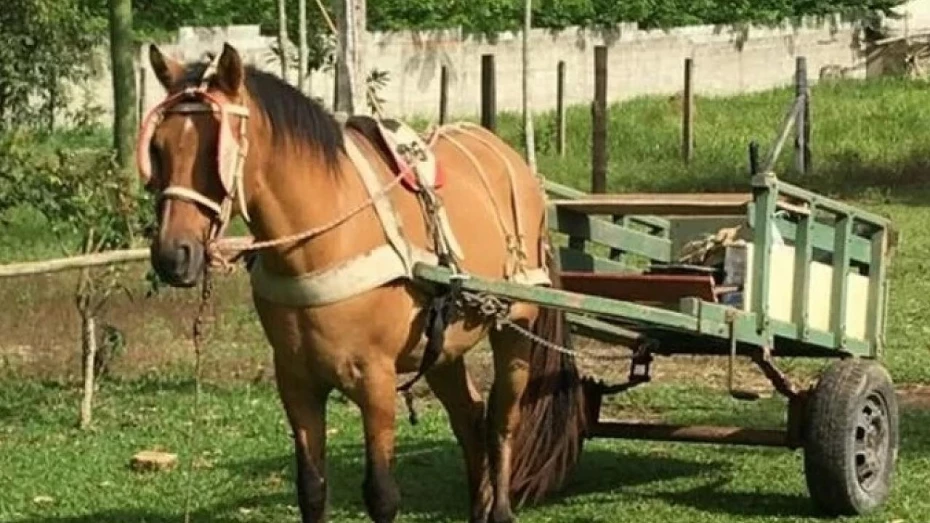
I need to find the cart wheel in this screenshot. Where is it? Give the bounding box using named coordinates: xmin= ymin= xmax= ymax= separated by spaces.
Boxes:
xmin=803 ymin=358 xmax=899 ymax=516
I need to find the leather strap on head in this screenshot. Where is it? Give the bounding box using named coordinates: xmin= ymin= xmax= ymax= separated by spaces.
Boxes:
xmin=135 ymin=70 xmax=252 ymax=242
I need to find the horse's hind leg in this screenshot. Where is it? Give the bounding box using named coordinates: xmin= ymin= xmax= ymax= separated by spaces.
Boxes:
xmin=486 ymin=317 xmax=535 ymax=523
xmin=274 ymin=364 xmax=332 ymax=523
xmin=425 ymin=357 xmax=493 ymax=522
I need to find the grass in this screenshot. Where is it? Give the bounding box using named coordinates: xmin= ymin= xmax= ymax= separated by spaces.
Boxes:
xmin=2 ymin=379 xmax=930 ymax=523
xmin=5 ymin=75 xmax=930 ymax=522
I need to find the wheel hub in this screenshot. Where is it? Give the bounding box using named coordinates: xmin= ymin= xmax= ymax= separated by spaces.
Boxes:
xmin=854 ymin=392 xmax=889 ymax=492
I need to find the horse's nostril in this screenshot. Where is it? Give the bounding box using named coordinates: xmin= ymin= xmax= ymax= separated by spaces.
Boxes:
xmin=177 ymin=242 xmax=192 ymax=268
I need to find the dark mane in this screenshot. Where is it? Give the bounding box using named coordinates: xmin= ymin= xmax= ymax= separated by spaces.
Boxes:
xmin=178 ymin=61 xmax=344 ymax=167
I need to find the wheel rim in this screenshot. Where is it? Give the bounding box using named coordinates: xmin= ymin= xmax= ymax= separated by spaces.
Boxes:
xmin=854 ymin=391 xmax=890 ymax=492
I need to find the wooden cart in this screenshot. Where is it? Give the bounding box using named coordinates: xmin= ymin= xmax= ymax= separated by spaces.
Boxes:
xmin=414 ymin=171 xmax=898 ymax=517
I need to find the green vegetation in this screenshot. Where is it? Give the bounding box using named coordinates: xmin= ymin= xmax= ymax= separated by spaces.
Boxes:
xmin=2 ymin=379 xmax=930 ymax=522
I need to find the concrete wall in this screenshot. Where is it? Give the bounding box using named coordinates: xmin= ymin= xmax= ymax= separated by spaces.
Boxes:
xmin=69 ymin=0 xmax=930 ymax=126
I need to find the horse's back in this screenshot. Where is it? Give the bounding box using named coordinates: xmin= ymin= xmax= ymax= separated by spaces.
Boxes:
xmin=428 ymin=123 xmax=548 ymax=281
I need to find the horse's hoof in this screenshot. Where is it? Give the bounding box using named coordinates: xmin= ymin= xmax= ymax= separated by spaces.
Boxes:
xmin=488 ymin=507 xmax=515 ymax=523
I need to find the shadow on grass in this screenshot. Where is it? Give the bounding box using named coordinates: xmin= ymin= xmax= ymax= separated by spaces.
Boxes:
xmin=8 ymin=437 xmax=725 ymax=523
xmin=12 ymin=400 xmax=930 ymax=522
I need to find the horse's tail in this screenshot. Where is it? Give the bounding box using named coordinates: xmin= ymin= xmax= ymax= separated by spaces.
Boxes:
xmin=508 ymin=240 xmax=588 ymax=507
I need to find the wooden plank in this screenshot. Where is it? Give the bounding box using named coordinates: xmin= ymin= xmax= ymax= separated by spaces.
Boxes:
xmin=413 ymin=263 xmax=703 ymax=331
xmin=831 ymin=215 xmax=852 ymax=348
xmin=866 ymin=227 xmax=888 ymax=355
xmin=551 ymin=192 xmax=808 ymax=217
xmin=759 ymin=175 xmax=892 ymax=228
xmin=548 ymin=207 xmax=671 ymax=263
xmin=773 ymin=215 xmax=871 ymax=266
xmin=751 ymin=183 xmax=777 ymax=339
xmin=560 ymin=271 xmax=717 ymax=303
xmin=791 ymin=206 xmax=814 ymax=340
xmin=557 ymin=248 xmax=635 ymax=274
xmin=542 ymin=181 xmax=671 ymax=234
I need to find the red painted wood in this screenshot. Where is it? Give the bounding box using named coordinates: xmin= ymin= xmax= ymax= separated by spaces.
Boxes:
xmin=559 ymin=271 xmax=717 ymax=303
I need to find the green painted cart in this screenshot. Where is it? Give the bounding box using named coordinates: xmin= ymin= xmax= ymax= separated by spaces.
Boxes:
xmin=414 ymin=171 xmax=898 ymax=517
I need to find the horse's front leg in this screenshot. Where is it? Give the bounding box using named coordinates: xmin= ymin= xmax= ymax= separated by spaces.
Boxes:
xmin=274 ymin=361 xmax=332 ymax=523
xmin=345 ymin=357 xmax=402 ymax=523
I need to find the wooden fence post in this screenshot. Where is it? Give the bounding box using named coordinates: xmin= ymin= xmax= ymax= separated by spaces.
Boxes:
xmin=556 ymin=60 xmax=566 ymax=157
xmin=481 ymin=54 xmax=497 ymax=133
xmin=439 ymin=65 xmax=449 ymax=125
xmin=592 ymin=46 xmax=608 ymax=194
xmin=795 ymin=56 xmax=811 ymax=175
xmin=682 ymin=58 xmax=694 ymax=164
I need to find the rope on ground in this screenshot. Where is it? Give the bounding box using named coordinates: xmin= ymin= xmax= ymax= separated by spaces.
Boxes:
xmin=181 ymin=267 xmax=214 ymax=523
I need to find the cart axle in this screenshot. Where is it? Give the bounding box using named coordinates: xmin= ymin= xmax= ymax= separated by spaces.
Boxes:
xmin=588 ymin=420 xmax=790 ymax=448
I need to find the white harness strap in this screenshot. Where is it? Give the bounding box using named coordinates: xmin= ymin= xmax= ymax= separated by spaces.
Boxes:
xmin=249 ymin=123 xmax=551 ymax=308
xmin=343 ymin=134 xmax=417 ymax=273
xmin=251 ymin=244 xmax=438 ymax=307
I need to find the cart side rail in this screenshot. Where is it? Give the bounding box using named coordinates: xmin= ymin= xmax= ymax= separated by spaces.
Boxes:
xmin=543 ymin=180 xmax=672 ymax=273
xmin=746 ymin=173 xmax=895 ymax=358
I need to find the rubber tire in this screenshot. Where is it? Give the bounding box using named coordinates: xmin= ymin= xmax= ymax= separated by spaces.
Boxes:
xmin=803 ymin=358 xmax=899 ymax=517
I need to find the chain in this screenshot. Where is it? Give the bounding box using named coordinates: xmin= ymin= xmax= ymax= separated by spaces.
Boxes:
xmin=181 ymin=267 xmax=214 ymax=523
xmin=457 ymin=289 xmax=637 ymax=363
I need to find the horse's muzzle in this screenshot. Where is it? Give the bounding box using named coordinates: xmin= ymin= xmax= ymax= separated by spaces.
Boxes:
xmin=151 ymin=236 xmax=205 ymax=288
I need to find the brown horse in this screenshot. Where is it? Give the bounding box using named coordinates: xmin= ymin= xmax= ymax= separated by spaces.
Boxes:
xmin=139 ymin=42 xmax=586 ymax=523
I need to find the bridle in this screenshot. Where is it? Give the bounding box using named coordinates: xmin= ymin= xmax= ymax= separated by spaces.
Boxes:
xmin=136 ymin=58 xmax=251 ymax=244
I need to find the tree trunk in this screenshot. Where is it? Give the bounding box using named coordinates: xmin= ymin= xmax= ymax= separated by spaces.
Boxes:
xmin=523 ymin=0 xmax=536 ymax=174
xmin=298 ymin=0 xmax=309 ymax=93
xmin=278 ymin=0 xmax=290 ymax=82
xmin=108 ymin=0 xmax=136 ymax=183
xmin=334 ymin=0 xmax=366 ymax=114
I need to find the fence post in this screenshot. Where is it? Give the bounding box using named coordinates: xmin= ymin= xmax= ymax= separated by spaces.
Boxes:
xmin=682 ymin=58 xmax=695 ymax=164
xmin=556 ymin=60 xmax=566 ymax=157
xmin=481 ymin=54 xmax=497 ymax=133
xmin=795 ymin=56 xmax=811 ymax=175
xmin=749 ymin=141 xmax=760 ymax=176
xmin=439 ymin=65 xmax=449 ymax=125
xmin=592 ymin=46 xmax=608 ymax=194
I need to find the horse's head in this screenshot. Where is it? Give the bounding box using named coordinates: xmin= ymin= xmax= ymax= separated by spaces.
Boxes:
xmin=139 ymin=43 xmax=251 ymax=287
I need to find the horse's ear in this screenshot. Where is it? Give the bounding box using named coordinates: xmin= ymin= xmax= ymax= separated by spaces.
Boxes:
xmin=149 ymin=44 xmax=184 ymax=90
xmin=215 ymin=43 xmax=245 ymax=96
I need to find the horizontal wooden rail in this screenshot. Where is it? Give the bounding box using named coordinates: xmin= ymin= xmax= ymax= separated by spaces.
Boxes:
xmin=0 ymin=236 xmax=253 ymax=279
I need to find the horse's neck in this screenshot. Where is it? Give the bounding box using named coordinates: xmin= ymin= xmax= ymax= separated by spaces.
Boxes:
xmin=245 ymin=145 xmax=373 ymax=276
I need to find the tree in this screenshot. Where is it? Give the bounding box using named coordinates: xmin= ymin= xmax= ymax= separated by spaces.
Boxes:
xmin=0 ymin=0 xmax=105 ymax=132
xmin=277 ymin=0 xmax=290 ymax=82
xmin=108 ymin=0 xmax=136 ymax=188
xmin=523 ymin=0 xmax=536 ymax=174
xmin=333 ymin=0 xmax=366 ymax=114
xmin=298 ymin=0 xmax=309 ymax=93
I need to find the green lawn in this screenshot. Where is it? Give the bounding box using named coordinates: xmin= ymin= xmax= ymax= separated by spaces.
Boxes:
xmin=1 ymin=379 xmax=929 ymax=523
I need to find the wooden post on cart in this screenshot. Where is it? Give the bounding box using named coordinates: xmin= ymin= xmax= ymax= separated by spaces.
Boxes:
xmin=481 ymin=54 xmax=497 ymax=133
xmin=795 ymin=56 xmax=811 ymax=175
xmin=592 ymin=46 xmax=608 ymax=194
